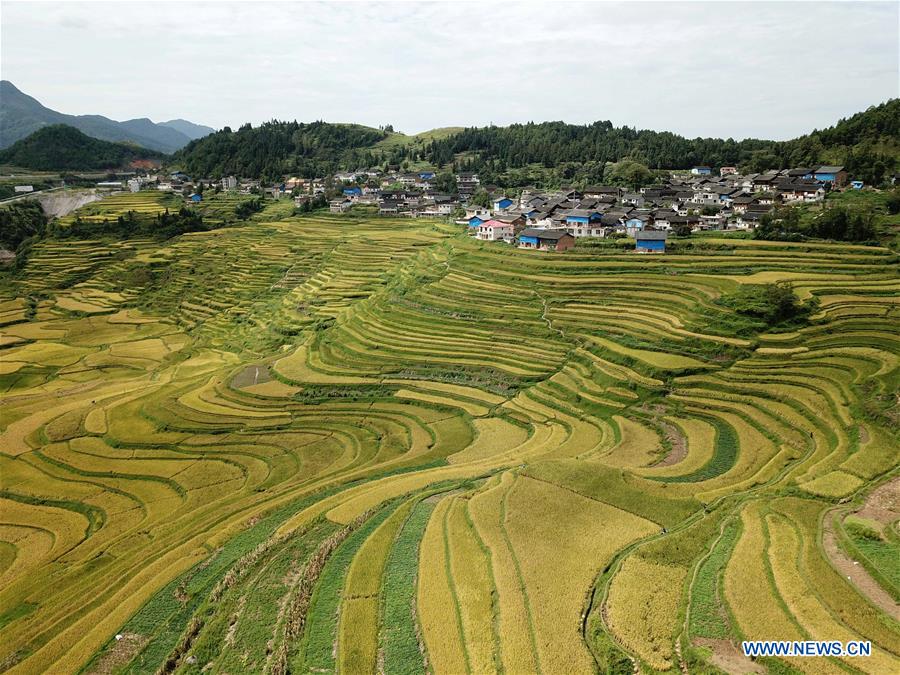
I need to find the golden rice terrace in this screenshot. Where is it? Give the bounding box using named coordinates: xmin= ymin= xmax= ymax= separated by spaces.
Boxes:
xmin=1 ymin=204 xmax=898 ymax=675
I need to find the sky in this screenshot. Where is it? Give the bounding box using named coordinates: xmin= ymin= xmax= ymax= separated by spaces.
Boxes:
xmin=1 ymin=1 xmax=898 ymax=140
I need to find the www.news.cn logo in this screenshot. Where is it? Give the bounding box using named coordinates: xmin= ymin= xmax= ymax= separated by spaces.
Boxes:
xmin=742 ymin=641 xmax=872 ymax=657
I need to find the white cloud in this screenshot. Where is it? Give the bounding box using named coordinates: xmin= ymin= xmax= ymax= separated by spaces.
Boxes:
xmin=1 ymin=1 xmax=897 ymax=139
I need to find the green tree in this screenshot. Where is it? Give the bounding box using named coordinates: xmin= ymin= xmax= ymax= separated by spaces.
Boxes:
xmin=673 ymin=222 xmax=693 ymax=237
xmin=720 ymin=282 xmax=811 ymax=326
xmin=604 ymin=159 xmax=653 ymax=190
xmin=471 ymin=188 xmax=491 ymax=208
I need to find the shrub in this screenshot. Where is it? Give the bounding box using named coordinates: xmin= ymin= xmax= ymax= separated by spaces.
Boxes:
xmin=717 ymin=282 xmax=813 ymax=327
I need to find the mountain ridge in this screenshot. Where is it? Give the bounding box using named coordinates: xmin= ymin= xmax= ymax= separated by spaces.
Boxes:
xmin=0 ymin=81 xmax=212 ymax=153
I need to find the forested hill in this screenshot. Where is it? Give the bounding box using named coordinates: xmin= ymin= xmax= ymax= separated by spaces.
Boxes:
xmin=171 ymin=100 xmax=898 ymax=183
xmin=174 ymin=121 xmax=388 ymax=180
xmin=423 ymin=99 xmax=899 ymax=180
xmin=0 ymin=124 xmax=164 ymax=170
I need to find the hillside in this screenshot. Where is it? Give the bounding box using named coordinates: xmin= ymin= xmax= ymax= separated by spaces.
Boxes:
xmin=0 ymin=80 xmax=211 ymax=152
xmin=0 ymin=124 xmax=164 ymax=170
xmin=173 ymin=120 xmax=388 ymax=180
xmin=422 ymin=99 xmax=900 ymax=179
xmin=0 ymin=199 xmax=898 ymax=674
xmin=171 ymin=100 xmax=899 ymax=185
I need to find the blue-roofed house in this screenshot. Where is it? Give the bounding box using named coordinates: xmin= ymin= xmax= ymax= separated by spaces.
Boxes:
xmin=517 ymin=228 xmax=575 ymax=251
xmin=468 ymin=214 xmax=488 ymax=229
xmin=635 ymin=230 xmax=667 ymax=253
xmin=189 ymin=193 xmax=202 ymax=203
xmin=564 ymin=209 xmax=605 ymax=237
xmin=691 ymin=166 xmax=712 ymax=176
xmin=810 ymin=166 xmax=848 ymax=187
xmin=850 ymin=181 xmax=864 ymax=190
xmin=492 ymin=196 xmax=514 ymax=212
xmin=418 ymin=171 xmax=435 ymax=180
xmin=343 ymin=186 xmax=362 ymax=198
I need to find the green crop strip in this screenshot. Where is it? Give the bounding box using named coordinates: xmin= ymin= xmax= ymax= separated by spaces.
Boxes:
xmin=379 ymin=498 xmax=437 ymax=674
xmin=689 ymin=519 xmax=740 ymax=639
xmin=655 ymin=416 xmax=740 ymax=484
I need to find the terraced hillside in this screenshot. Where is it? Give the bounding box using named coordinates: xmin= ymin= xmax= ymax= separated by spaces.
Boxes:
xmin=1 ymin=207 xmax=898 ymax=675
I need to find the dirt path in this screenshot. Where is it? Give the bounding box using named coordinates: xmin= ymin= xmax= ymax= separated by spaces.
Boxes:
xmin=821 ymin=477 xmax=899 ymax=621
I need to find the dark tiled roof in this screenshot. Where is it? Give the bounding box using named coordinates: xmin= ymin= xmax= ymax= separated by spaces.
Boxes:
xmin=636 ymin=230 xmax=668 ymax=241
xmin=519 ymin=228 xmax=572 ymax=240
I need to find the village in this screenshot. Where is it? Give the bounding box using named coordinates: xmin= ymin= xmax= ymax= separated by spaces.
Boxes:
xmin=36 ymin=161 xmax=870 ymax=254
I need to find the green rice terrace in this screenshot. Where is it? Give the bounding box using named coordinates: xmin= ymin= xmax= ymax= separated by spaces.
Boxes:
xmin=0 ymin=199 xmax=898 ymax=675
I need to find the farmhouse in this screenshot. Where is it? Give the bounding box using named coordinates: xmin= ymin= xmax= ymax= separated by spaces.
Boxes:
xmin=635 ymin=230 xmax=667 ymax=253
xmin=492 ymin=196 xmax=514 ymax=211
xmin=456 ymin=172 xmax=480 ymax=199
xmin=564 ymin=209 xmax=601 ymax=225
xmin=379 ymin=199 xmax=402 ymax=215
xmin=476 ymin=220 xmax=514 ymax=242
xmin=810 ymin=165 xmax=848 ymax=187
xmin=691 ymin=166 xmax=712 ymax=176
xmin=518 ymin=228 xmax=575 ymax=252
xmin=780 ymin=184 xmax=825 ymax=203
xmin=492 ymin=213 xmax=527 ymax=230
xmin=330 ymin=199 xmax=352 ymax=213
xmin=624 ymin=214 xmax=649 ymax=237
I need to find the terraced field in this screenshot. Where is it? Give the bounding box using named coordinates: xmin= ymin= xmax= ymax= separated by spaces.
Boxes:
xmin=1 ymin=206 xmax=898 ymax=674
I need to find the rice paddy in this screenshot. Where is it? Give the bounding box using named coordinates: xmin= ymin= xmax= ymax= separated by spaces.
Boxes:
xmin=0 ymin=204 xmax=897 ymax=674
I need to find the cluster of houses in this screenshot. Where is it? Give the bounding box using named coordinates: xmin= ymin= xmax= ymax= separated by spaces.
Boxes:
xmin=457 ymin=164 xmax=854 ymax=252
xmin=325 ymin=163 xmax=856 ymax=252
xmin=328 ymin=168 xmax=468 ymax=217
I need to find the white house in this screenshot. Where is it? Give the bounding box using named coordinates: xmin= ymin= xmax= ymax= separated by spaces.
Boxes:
xmin=222 ymin=175 xmax=238 ymax=190
xmin=780 ymin=185 xmax=825 ymax=203
xmin=14 ymin=185 xmax=34 ymax=193
xmin=476 ymin=220 xmax=514 ymax=242
xmin=329 ymin=199 xmax=352 ymax=213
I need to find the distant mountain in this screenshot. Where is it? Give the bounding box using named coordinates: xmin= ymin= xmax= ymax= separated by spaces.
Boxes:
xmin=0 ymin=81 xmax=212 ymax=153
xmin=0 ymin=124 xmax=164 ymax=170
xmin=161 ymin=118 xmax=216 ymax=141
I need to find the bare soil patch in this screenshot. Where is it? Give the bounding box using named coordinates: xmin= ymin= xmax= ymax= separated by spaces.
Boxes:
xmin=822 ymin=519 xmax=899 ymax=621
xmin=86 ymin=633 xmax=147 ymax=675
xmin=855 ymin=476 xmax=898 ymax=526
xmin=819 ymin=478 xmax=899 ymax=620
xmin=232 ymin=364 xmax=272 ymax=388
xmin=694 ymin=638 xmax=764 ymax=674
xmin=655 ymin=420 xmax=688 ymax=467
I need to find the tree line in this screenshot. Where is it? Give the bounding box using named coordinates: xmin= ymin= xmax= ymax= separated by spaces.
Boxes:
xmin=174 ymin=120 xmax=388 ymax=181
xmin=171 ymin=100 xmax=898 ymax=187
